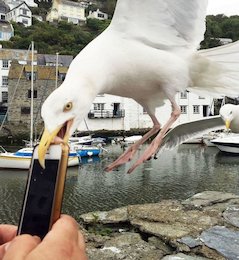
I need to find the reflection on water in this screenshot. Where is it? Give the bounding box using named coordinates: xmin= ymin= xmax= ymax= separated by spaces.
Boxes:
xmin=1 ymin=144 xmax=239 ymax=224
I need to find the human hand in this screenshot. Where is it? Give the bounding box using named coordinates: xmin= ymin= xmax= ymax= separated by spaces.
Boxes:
xmin=1 ymin=215 xmax=87 ymax=260
xmin=0 ymin=224 xmax=17 ymax=259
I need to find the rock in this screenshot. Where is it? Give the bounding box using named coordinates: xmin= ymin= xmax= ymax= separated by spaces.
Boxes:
xmin=223 ymin=205 xmax=239 ymax=228
xmin=80 ymin=192 xmax=239 ymax=260
xmin=183 ymin=191 xmax=239 ymax=208
xmin=80 ymin=207 xmax=128 ymax=224
xmin=128 ymin=201 xmax=218 ymax=240
xmin=200 ymin=226 xmax=239 ymax=259
xmin=161 ymin=253 xmax=209 ymax=260
xmin=131 ymin=219 xmax=191 ymax=240
xmin=177 ymin=236 xmax=202 ymax=248
xmin=87 ymin=232 xmax=164 ymax=260
xmin=148 ymin=236 xmax=174 ymax=255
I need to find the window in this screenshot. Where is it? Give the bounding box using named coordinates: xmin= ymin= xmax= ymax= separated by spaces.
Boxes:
xmin=1 ymin=15 xmax=5 ymax=20
xmin=2 ymin=91 xmax=7 ymax=102
xmin=98 ymin=13 xmax=104 ymax=18
xmin=2 ymin=60 xmax=8 ymax=68
xmin=193 ymin=105 xmax=200 ymax=114
xmin=22 ymin=19 xmax=28 ymax=25
xmin=198 ymin=96 xmax=205 ymax=99
xmin=2 ymin=76 xmax=8 ymax=86
xmin=180 ymin=91 xmax=187 ymax=99
xmin=22 ymin=9 xmax=28 ymax=15
xmin=59 ymin=74 xmax=65 ymax=81
xmin=180 ymin=105 xmax=187 ymax=114
xmin=94 ymin=103 xmax=104 ymax=110
xmin=26 ymin=72 xmax=36 ymax=81
xmin=27 ymin=90 xmax=37 ymax=98
xmin=21 ymin=107 xmax=30 ymax=114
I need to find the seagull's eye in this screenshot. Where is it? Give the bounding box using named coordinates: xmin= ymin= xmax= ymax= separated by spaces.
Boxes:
xmin=230 ymin=111 xmax=233 ymax=115
xmin=64 ymin=102 xmax=73 ymax=112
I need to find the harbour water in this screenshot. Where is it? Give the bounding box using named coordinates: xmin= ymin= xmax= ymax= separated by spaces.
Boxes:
xmin=0 ymin=143 xmax=239 ymax=225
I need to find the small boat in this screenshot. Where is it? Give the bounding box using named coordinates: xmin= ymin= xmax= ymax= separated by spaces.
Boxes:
xmin=69 ymin=135 xmax=93 ymax=145
xmin=211 ymin=134 xmax=239 ymax=154
xmin=0 ymin=146 xmax=80 ymax=169
xmin=70 ymin=144 xmax=101 ymax=157
xmin=119 ymin=135 xmax=142 ymax=147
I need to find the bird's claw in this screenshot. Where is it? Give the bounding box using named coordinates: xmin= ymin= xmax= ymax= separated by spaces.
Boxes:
xmin=105 ymin=148 xmax=136 ymax=172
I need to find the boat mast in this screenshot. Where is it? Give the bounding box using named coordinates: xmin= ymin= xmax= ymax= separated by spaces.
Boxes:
xmin=30 ymin=41 xmax=34 ymax=147
xmin=55 ymin=52 xmax=59 ymax=89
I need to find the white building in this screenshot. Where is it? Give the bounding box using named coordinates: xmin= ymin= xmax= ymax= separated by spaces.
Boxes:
xmin=88 ymin=9 xmax=108 ymax=20
xmin=6 ymin=2 xmax=32 ymax=27
xmin=46 ymin=0 xmax=86 ymax=25
xmin=78 ymin=92 xmax=214 ymax=131
xmin=3 ymin=0 xmax=37 ymax=9
xmin=0 ymin=21 xmax=13 ymax=41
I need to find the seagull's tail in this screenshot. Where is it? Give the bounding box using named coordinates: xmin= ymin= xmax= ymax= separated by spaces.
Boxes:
xmin=188 ymin=52 xmax=239 ymax=98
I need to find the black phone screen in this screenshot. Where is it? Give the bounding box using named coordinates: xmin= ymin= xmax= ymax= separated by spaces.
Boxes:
xmin=18 ymin=159 xmax=60 ymax=239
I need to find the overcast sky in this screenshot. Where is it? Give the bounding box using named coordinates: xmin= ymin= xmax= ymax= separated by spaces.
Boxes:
xmin=207 ymin=0 xmax=239 ymax=16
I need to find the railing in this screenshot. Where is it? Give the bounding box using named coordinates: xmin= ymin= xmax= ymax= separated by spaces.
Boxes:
xmin=88 ymin=109 xmax=125 ymax=119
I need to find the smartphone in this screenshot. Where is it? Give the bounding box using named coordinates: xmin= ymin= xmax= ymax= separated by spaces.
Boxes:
xmin=17 ymin=144 xmax=69 ymax=240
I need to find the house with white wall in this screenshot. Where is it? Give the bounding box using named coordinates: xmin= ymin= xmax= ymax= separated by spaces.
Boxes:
xmin=3 ymin=0 xmax=37 ymax=9
xmin=46 ymin=0 xmax=86 ymax=25
xmin=88 ymin=9 xmax=108 ymax=20
xmin=78 ymin=92 xmax=214 ymax=131
xmin=6 ymin=2 xmax=32 ymax=27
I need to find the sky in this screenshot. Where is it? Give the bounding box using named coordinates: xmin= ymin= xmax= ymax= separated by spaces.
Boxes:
xmin=207 ymin=0 xmax=239 ymax=16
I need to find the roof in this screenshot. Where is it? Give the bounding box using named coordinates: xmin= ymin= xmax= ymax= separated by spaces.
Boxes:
xmin=62 ymin=0 xmax=84 ymax=8
xmin=0 ymin=48 xmax=36 ymax=61
xmin=8 ymin=1 xmax=31 ymax=13
xmin=37 ymin=54 xmax=73 ymax=66
xmin=9 ymin=63 xmax=69 ymax=80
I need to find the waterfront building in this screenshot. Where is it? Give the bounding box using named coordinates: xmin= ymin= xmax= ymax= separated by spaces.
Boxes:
xmin=0 ymin=47 xmax=36 ymax=107
xmin=78 ymin=93 xmax=214 ymax=131
xmin=7 ymin=62 xmax=69 ymax=135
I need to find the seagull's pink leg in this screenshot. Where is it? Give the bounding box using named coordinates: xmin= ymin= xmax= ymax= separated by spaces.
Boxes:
xmin=105 ymin=114 xmax=161 ymax=172
xmin=128 ymin=101 xmax=180 ymax=174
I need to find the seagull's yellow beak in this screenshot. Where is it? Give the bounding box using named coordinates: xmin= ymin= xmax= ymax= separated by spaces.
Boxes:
xmin=38 ymin=119 xmax=73 ymax=168
xmin=225 ymin=120 xmax=231 ymax=130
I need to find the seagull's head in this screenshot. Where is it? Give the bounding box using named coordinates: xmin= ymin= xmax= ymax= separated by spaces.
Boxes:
xmin=38 ymin=82 xmax=93 ymax=168
xmin=219 ymin=104 xmax=235 ymax=130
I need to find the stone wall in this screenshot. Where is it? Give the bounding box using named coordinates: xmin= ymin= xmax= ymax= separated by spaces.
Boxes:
xmin=5 ymin=63 xmax=66 ymax=137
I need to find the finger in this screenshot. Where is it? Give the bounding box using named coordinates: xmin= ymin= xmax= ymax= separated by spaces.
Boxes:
xmin=44 ymin=215 xmax=79 ymax=244
xmin=0 ymin=225 xmax=17 ymax=244
xmin=30 ymin=215 xmax=83 ymax=259
xmin=3 ymin=235 xmax=40 ymax=260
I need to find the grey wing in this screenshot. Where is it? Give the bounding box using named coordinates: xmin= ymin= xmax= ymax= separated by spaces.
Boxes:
xmin=158 ymin=116 xmax=224 ymax=154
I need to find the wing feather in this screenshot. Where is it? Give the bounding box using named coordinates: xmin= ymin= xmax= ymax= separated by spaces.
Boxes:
xmin=110 ymin=0 xmax=208 ymax=50
xmin=157 ymin=116 xmax=224 ymax=154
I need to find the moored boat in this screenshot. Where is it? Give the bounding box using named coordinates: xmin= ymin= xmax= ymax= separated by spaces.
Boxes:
xmin=211 ymin=134 xmax=239 ymax=154
xmin=0 ymin=147 xmax=79 ymax=169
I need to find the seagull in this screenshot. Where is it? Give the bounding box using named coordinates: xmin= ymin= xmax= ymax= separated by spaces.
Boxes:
xmin=38 ymin=0 xmax=239 ymax=172
xmin=219 ymin=104 xmax=239 ymax=133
